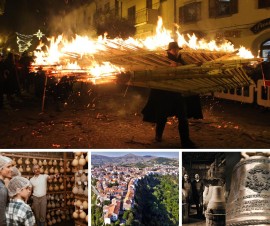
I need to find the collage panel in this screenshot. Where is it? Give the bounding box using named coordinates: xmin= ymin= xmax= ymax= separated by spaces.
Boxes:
xmin=182 ymin=151 xmax=270 ymax=226
xmin=91 ymin=151 xmax=179 ymax=226
xmin=0 ymin=151 xmax=89 ymax=226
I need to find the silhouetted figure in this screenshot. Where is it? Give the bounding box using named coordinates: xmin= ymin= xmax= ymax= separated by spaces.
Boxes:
xmin=142 ymin=42 xmax=203 ymax=148
xmin=0 ymin=54 xmax=4 ymax=108
xmin=192 ymin=174 xmax=204 ymax=217
xmin=18 ymin=51 xmax=34 ymax=93
xmin=2 ymin=52 xmax=20 ymax=100
xmin=182 ymin=173 xmax=192 ymax=215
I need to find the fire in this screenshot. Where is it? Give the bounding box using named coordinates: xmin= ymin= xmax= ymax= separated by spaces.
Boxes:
xmin=31 ymin=17 xmax=255 ymax=82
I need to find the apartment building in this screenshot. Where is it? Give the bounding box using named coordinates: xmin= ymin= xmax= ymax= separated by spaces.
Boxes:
xmin=78 ymin=0 xmax=269 ymax=57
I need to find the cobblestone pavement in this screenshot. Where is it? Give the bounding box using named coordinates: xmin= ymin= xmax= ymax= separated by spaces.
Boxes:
xmin=1 ymin=85 xmax=270 ymax=149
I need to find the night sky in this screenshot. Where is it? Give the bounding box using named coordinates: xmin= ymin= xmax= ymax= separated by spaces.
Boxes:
xmin=0 ymin=0 xmax=71 ymax=33
xmin=0 ymin=0 xmax=88 ymax=50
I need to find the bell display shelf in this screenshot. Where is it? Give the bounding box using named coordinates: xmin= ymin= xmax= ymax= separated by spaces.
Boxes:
xmin=71 ymin=152 xmax=88 ymax=226
xmin=2 ymin=152 xmax=77 ymax=226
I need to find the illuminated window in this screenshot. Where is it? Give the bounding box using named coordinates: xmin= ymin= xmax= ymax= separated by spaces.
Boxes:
xmin=209 ymin=0 xmax=238 ymax=18
xmin=179 ymin=2 xmax=201 ymax=24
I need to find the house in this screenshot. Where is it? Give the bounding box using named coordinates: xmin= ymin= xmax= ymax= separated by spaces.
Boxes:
xmin=104 ymin=199 xmax=121 ymax=224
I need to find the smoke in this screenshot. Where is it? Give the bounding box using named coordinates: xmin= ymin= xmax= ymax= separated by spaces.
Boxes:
xmin=47 ymin=4 xmax=97 ymax=38
xmin=97 ymin=86 xmax=148 ymax=117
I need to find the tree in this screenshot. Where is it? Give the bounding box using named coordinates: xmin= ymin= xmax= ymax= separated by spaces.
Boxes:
xmin=123 ymin=210 xmax=130 ymax=220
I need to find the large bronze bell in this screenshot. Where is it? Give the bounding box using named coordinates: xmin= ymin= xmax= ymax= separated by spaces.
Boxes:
xmin=226 ymin=153 xmax=270 ymax=225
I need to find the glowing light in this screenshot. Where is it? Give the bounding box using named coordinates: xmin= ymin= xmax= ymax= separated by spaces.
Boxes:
xmin=34 ymin=29 xmax=45 ymax=40
xmin=30 ymin=17 xmax=255 ymax=82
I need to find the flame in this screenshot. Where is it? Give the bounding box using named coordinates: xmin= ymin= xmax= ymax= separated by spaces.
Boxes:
xmin=32 ymin=17 xmax=255 ymax=82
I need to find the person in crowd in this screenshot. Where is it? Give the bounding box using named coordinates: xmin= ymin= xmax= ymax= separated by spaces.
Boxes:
xmin=6 ymin=176 xmax=35 ymax=226
xmin=261 ymin=51 xmax=270 ymax=84
xmin=18 ymin=51 xmax=34 ymax=93
xmin=191 ymin=173 xmax=204 ymax=217
xmin=0 ymin=53 xmax=5 ymax=109
xmin=141 ymin=41 xmax=203 ymax=148
xmin=0 ymin=155 xmax=13 ymax=226
xmin=30 ymin=164 xmax=58 ymax=226
xmin=3 ymin=52 xmax=21 ymax=100
xmin=182 ymin=173 xmax=192 ymax=215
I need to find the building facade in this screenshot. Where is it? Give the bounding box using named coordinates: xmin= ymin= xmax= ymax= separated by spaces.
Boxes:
xmin=82 ymin=0 xmax=270 ymax=57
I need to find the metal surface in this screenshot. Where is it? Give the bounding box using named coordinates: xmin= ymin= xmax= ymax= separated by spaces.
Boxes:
xmin=226 ymin=156 xmax=270 ymax=226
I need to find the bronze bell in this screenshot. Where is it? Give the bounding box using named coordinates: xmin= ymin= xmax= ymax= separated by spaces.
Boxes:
xmin=226 ymin=153 xmax=270 ymax=225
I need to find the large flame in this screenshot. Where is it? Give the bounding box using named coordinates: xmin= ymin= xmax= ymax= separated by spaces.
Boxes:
xmin=32 ymin=17 xmax=255 ymax=82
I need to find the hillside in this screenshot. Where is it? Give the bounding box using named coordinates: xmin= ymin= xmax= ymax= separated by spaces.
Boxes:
xmin=91 ymin=154 xmax=178 ymax=166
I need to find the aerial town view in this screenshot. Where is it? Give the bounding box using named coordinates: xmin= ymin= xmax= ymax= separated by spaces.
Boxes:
xmin=91 ymin=152 xmax=179 ymax=226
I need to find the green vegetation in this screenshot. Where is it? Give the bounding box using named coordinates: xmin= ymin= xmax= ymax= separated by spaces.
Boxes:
xmin=91 ymin=189 xmax=104 ymax=226
xmin=132 ymin=174 xmax=179 ymax=226
xmin=150 ymin=157 xmax=179 ymax=166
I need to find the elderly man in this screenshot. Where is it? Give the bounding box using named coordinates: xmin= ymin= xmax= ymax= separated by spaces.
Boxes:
xmin=192 ymin=173 xmax=204 ymax=217
xmin=0 ymin=155 xmax=13 ymax=226
xmin=30 ymin=164 xmax=58 ymax=226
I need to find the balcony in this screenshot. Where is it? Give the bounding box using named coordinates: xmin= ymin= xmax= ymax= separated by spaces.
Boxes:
xmin=135 ymin=4 xmax=159 ymax=26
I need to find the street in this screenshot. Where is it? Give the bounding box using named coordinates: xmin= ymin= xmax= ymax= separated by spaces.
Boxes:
xmin=0 ymin=84 xmax=270 ymax=149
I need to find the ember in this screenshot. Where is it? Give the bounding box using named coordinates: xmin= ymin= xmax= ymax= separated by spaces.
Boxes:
xmin=31 ymin=17 xmax=260 ymax=93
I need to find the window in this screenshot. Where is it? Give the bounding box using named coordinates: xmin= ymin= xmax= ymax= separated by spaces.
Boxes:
xmin=115 ymin=0 xmax=119 ymax=16
xmin=104 ymin=2 xmax=110 ymax=13
xmin=261 ymin=39 xmax=270 ymax=61
xmin=258 ymin=0 xmax=270 ymax=8
xmin=128 ymin=6 xmax=136 ymax=25
xmin=146 ymin=0 xmax=152 ymax=9
xmin=179 ymin=2 xmax=201 ymax=24
xmin=209 ymin=0 xmax=238 ymax=18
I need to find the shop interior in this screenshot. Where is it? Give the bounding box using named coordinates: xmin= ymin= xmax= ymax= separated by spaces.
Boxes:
xmin=182 ymin=152 xmax=242 ymax=226
xmin=1 ymin=151 xmax=88 ymax=226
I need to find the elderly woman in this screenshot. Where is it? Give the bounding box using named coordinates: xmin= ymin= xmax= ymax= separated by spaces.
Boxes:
xmin=0 ymin=155 xmax=13 ymax=226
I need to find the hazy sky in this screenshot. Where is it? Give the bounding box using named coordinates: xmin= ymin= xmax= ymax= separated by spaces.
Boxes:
xmin=91 ymin=151 xmax=179 ymax=159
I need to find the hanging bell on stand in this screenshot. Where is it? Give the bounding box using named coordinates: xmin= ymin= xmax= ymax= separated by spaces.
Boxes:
xmin=226 ymin=152 xmax=270 ymax=225
xmin=205 ymin=186 xmax=226 ymax=226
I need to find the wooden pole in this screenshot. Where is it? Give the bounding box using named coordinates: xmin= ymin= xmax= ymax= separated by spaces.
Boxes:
xmin=41 ymin=74 xmax=48 ymax=112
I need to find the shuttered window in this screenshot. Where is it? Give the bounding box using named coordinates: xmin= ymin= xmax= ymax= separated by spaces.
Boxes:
xmin=258 ymin=0 xmax=270 ymax=8
xmin=179 ymin=2 xmax=201 ymax=24
xmin=209 ymin=0 xmax=238 ymax=18
xmin=128 ymin=6 xmax=136 ymax=25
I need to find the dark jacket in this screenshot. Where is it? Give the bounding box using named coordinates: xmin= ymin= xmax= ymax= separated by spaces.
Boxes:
xmin=142 ymin=50 xmax=203 ymax=122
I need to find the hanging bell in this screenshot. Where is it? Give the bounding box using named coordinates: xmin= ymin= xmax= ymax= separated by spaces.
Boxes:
xmin=26 ymin=165 xmax=31 ymax=172
xmin=44 ymin=167 xmax=49 ymax=174
xmin=18 ymin=165 xmax=24 ymax=173
xmin=72 ymin=156 xmax=79 ymax=167
xmin=49 ymin=167 xmax=54 ymax=174
xmin=25 ymin=158 xmax=30 ymax=165
xmin=205 ymin=186 xmax=226 ymax=225
xmin=17 ymin=158 xmax=23 ymax=165
xmin=227 ymin=153 xmax=270 ymax=225
xmin=39 ymin=166 xmax=44 ymax=173
xmin=60 ymin=167 xmax=64 ymax=173
xmin=12 ymin=158 xmax=16 ymax=166
xmin=32 ymin=158 xmax=38 ymax=165
xmin=54 ymin=167 xmax=59 ymax=174
xmin=43 ymin=159 xmax=47 ymax=166
xmin=53 ymin=159 xmax=57 ymax=166
xmin=38 ymin=160 xmax=43 ymax=166
xmin=79 ymin=154 xmax=86 ymax=166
